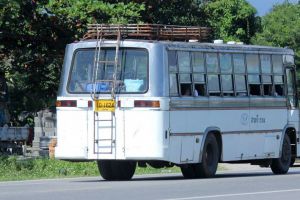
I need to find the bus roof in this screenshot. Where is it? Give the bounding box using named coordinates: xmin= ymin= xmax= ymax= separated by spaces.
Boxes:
xmin=74 ymin=39 xmax=294 ymax=55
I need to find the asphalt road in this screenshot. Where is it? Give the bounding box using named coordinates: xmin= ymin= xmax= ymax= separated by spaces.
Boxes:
xmin=1 ymin=165 xmax=300 ymax=200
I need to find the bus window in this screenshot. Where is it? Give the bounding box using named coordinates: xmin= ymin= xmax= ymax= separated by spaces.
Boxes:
xmin=178 ymin=51 xmax=191 ymax=72
xmin=168 ymin=51 xmax=177 ymax=72
xmin=283 ymin=55 xmax=294 ymax=65
xmin=262 ymin=75 xmax=272 ymax=96
xmin=233 ymin=54 xmax=245 ymax=73
xmin=69 ymin=50 xmax=94 ymax=93
xmin=272 ymin=55 xmax=283 ymax=74
xmin=206 ymin=53 xmax=218 ymax=73
xmin=170 ymin=74 xmax=178 ymax=96
xmin=220 ymin=53 xmax=232 ymax=73
xmin=180 ymin=74 xmax=192 ymax=96
xmin=68 ymin=48 xmax=148 ymax=93
xmin=208 ymin=75 xmax=220 ymax=96
xmin=261 ymin=55 xmax=272 ymax=74
xmin=221 ymin=75 xmax=233 ymax=96
xmin=248 ymin=75 xmax=261 ymax=95
xmin=274 ymin=75 xmax=284 ymax=96
xmin=246 ymin=54 xmax=260 ymax=73
xmin=193 ymin=74 xmax=206 ymax=96
xmin=235 ymin=75 xmax=247 ymax=96
xmin=192 ymin=52 xmax=205 ymax=73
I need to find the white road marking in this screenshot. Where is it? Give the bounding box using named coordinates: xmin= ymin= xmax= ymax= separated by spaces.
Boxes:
xmin=162 ymin=188 xmax=300 ymax=200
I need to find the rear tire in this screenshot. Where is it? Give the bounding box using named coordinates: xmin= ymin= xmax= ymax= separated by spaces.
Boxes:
xmin=271 ymin=134 xmax=291 ymax=174
xmin=180 ymin=134 xmax=219 ymax=179
xmin=180 ymin=164 xmax=198 ymax=179
xmin=197 ymin=134 xmax=219 ymax=178
xmin=97 ymin=160 xmax=136 ymax=180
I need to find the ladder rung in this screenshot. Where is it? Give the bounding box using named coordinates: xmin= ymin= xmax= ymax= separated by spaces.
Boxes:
xmin=97 ymin=126 xmax=115 ymax=129
xmin=101 ymin=42 xmax=119 ymax=45
xmin=97 ymin=60 xmax=116 ymax=64
xmin=93 ymin=79 xmax=115 ymax=83
xmin=95 ymin=119 xmax=113 ymax=122
xmin=95 ymin=139 xmax=114 ymax=141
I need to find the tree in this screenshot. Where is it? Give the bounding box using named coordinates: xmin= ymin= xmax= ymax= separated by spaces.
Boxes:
xmin=203 ymin=0 xmax=260 ymax=43
xmin=252 ymin=2 xmax=300 ymax=67
xmin=0 ymin=0 xmax=144 ymax=120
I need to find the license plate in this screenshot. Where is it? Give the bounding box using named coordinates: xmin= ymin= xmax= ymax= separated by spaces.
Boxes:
xmin=94 ymin=99 xmax=115 ymax=112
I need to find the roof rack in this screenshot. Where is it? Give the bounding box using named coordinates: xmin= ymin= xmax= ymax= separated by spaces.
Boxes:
xmin=82 ymin=24 xmax=211 ymax=42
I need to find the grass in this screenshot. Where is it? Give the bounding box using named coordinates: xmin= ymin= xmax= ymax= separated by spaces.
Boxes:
xmin=0 ymin=156 xmax=180 ymax=181
xmin=0 ymin=156 xmax=227 ymax=181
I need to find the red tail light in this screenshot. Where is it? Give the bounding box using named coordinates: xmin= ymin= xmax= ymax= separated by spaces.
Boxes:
xmin=134 ymin=100 xmax=160 ymax=108
xmin=56 ymin=100 xmax=77 ymax=107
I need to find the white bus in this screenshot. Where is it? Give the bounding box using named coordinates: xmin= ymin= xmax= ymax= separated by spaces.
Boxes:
xmin=55 ymin=24 xmax=299 ymax=180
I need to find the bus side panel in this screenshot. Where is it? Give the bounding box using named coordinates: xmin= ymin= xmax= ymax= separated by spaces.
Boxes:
xmin=169 ymin=110 xmax=250 ymax=163
xmin=55 ymin=109 xmax=89 ymax=159
xmin=169 ymin=109 xmax=288 ymax=163
xmin=123 ymin=110 xmax=169 ymax=159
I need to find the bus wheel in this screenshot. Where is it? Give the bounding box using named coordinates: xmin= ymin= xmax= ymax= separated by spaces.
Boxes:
xmin=198 ymin=134 xmax=219 ymax=178
xmin=97 ymin=160 xmax=136 ymax=181
xmin=290 ymin=157 xmax=296 ymax=167
xmin=180 ymin=164 xmax=198 ymax=179
xmin=271 ymin=134 xmax=291 ymax=174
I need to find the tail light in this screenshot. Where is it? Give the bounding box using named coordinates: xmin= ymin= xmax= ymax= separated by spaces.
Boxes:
xmin=56 ymin=100 xmax=77 ymax=107
xmin=134 ymin=100 xmax=160 ymax=108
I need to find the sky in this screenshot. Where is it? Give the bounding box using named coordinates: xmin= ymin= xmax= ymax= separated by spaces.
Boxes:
xmin=247 ymin=0 xmax=299 ymax=16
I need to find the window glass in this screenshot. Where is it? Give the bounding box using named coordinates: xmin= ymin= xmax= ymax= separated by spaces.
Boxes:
xmin=262 ymin=75 xmax=272 ymax=83
xmin=274 ymin=75 xmax=283 ymax=84
xmin=233 ymin=54 xmax=245 ymax=73
xmin=261 ymin=55 xmax=271 ymax=73
xmin=235 ymin=75 xmax=246 ymax=91
xmin=192 ymin=52 xmax=205 ymax=73
xmin=169 ymin=74 xmax=178 ymax=95
xmin=246 ymin=54 xmax=260 ymax=73
xmin=193 ymin=74 xmax=205 ymax=83
xmin=220 ymin=53 xmax=232 ymax=73
xmin=283 ymin=55 xmax=294 ymax=65
xmin=68 ymin=49 xmax=148 ymax=93
xmin=208 ymin=75 xmax=220 ymax=92
xmin=206 ymin=53 xmax=218 ymax=73
xmin=272 ymin=55 xmax=283 ymax=73
xmin=221 ymin=75 xmax=233 ymax=91
xmin=248 ymin=75 xmax=260 ymax=84
xmin=180 ymin=74 xmax=191 ymax=83
xmin=286 ymin=69 xmax=294 ymax=95
xmin=178 ymin=51 xmax=191 ymax=72
xmin=168 ymin=51 xmax=177 ymax=72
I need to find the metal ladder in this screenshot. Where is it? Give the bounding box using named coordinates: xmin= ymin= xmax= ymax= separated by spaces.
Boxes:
xmin=91 ymin=25 xmax=121 ymax=154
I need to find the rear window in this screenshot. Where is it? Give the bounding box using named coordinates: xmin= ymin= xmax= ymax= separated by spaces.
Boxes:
xmin=68 ymin=48 xmax=148 ymax=93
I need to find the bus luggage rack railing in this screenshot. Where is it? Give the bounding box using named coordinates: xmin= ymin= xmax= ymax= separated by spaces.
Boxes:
xmin=83 ymin=24 xmax=211 ymax=41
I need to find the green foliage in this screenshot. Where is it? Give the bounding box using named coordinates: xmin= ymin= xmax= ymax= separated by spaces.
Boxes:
xmin=0 ymin=0 xmax=144 ymax=120
xmin=0 ymin=156 xmax=180 ymax=181
xmin=0 ymin=156 xmax=99 ymax=181
xmin=252 ymin=2 xmax=300 ymax=67
xmin=136 ymin=0 xmax=206 ymax=26
xmin=203 ymin=0 xmax=259 ymax=43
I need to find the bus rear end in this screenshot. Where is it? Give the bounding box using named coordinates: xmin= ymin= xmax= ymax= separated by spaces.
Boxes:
xmin=55 ymin=40 xmax=170 ymax=179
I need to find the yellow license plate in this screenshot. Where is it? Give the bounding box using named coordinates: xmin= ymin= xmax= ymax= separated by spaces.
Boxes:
xmin=94 ymin=99 xmax=115 ymax=112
